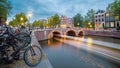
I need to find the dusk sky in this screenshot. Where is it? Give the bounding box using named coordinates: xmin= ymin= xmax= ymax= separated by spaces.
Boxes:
xmin=8 ymin=0 xmax=114 ymax=22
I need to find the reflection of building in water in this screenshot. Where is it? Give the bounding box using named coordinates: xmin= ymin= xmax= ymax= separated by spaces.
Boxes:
xmin=60 ymin=15 xmax=73 ymax=28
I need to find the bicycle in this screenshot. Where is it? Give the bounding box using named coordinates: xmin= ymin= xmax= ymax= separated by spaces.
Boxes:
xmin=0 ymin=25 xmax=43 ymax=67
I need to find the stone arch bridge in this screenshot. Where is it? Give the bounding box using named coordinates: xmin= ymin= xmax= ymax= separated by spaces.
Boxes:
xmin=34 ymin=28 xmax=84 ymax=41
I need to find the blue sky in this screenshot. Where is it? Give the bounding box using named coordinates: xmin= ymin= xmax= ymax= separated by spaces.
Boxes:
xmin=8 ymin=0 xmax=114 ymax=22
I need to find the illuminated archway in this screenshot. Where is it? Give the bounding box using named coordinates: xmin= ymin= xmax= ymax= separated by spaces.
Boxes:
xmin=65 ymin=30 xmax=76 ymax=36
xmin=78 ymin=31 xmax=84 ymax=37
xmin=48 ymin=30 xmax=62 ymax=38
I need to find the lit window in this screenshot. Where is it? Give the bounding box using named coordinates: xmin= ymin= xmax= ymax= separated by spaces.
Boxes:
xmin=110 ymin=22 xmax=114 ymax=27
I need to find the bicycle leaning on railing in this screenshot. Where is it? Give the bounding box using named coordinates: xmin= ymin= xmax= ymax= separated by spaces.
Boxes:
xmin=0 ymin=25 xmax=42 ymax=67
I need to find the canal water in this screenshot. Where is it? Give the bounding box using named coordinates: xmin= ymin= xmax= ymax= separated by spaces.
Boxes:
xmin=39 ymin=36 xmax=120 ymax=68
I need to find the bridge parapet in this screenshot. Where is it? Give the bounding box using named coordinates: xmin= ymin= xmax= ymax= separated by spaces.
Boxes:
xmin=34 ymin=28 xmax=84 ymax=40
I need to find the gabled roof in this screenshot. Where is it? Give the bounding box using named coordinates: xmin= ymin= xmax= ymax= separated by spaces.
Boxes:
xmin=96 ymin=10 xmax=105 ymax=14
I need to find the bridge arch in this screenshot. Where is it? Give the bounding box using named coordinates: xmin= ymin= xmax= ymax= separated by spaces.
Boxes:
xmin=48 ymin=30 xmax=62 ymax=38
xmin=78 ymin=30 xmax=84 ymax=37
xmin=65 ymin=29 xmax=76 ymax=36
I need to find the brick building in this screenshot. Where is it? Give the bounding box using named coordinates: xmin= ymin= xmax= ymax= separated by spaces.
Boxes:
xmin=60 ymin=15 xmax=73 ymax=28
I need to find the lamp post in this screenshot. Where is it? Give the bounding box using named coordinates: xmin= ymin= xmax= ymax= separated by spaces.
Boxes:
xmin=27 ymin=11 xmax=32 ymax=30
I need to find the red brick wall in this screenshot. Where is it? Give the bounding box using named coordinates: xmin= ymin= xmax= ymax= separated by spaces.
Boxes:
xmin=34 ymin=31 xmax=45 ymax=40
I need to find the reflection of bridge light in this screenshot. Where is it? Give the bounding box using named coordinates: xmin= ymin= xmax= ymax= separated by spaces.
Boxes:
xmin=48 ymin=39 xmax=51 ymax=45
xmin=87 ymin=38 xmax=93 ymax=47
xmin=86 ymin=38 xmax=93 ymax=51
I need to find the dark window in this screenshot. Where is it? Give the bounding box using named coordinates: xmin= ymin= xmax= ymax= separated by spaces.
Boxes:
xmin=102 ymin=19 xmax=104 ymax=21
xmin=95 ymin=16 xmax=97 ymax=18
xmin=99 ymin=15 xmax=100 ymax=17
xmin=96 ymin=20 xmax=97 ymax=22
xmin=102 ymin=15 xmax=104 ymax=17
xmin=99 ymin=19 xmax=100 ymax=22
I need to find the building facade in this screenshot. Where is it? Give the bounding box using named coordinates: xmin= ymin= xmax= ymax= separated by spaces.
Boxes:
xmin=94 ymin=10 xmax=120 ymax=30
xmin=105 ymin=12 xmax=120 ymax=30
xmin=60 ymin=15 xmax=73 ymax=28
xmin=94 ymin=10 xmax=105 ymax=30
xmin=105 ymin=13 xmax=115 ymax=28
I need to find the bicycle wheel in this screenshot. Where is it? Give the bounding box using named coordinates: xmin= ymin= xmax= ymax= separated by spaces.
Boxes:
xmin=23 ymin=45 xmax=42 ymax=67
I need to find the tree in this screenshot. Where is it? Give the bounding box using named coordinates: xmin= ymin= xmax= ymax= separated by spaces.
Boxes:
xmin=32 ymin=20 xmax=37 ymax=27
xmin=9 ymin=13 xmax=28 ymax=27
xmin=84 ymin=9 xmax=95 ymax=28
xmin=15 ymin=13 xmax=28 ymax=26
xmin=52 ymin=14 xmax=61 ymax=28
xmin=86 ymin=9 xmax=95 ymax=23
xmin=107 ymin=0 xmax=120 ymax=20
xmin=38 ymin=20 xmax=44 ymax=29
xmin=73 ymin=13 xmax=83 ymax=27
xmin=0 ymin=0 xmax=12 ymax=18
xmin=82 ymin=16 xmax=89 ymax=28
xmin=47 ymin=14 xmax=61 ymax=28
xmin=47 ymin=17 xmax=53 ymax=28
xmin=9 ymin=19 xmax=18 ymax=27
xmin=32 ymin=20 xmax=44 ymax=29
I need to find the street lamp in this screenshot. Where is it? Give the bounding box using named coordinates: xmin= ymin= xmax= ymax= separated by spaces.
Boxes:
xmin=77 ymin=22 xmax=79 ymax=27
xmin=88 ymin=22 xmax=91 ymax=25
xmin=20 ymin=17 xmax=24 ymax=26
xmin=27 ymin=11 xmax=32 ymax=30
xmin=20 ymin=17 xmax=23 ymax=21
xmin=90 ymin=25 xmax=92 ymax=28
xmin=5 ymin=20 xmax=8 ymax=25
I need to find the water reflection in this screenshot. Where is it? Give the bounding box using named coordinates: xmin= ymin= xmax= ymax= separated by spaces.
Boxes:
xmin=39 ymin=37 xmax=120 ymax=68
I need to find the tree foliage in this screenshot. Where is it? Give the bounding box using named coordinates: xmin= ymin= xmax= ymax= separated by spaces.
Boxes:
xmin=0 ymin=0 xmax=12 ymax=18
xmin=107 ymin=0 xmax=120 ymax=20
xmin=9 ymin=13 xmax=28 ymax=27
xmin=73 ymin=13 xmax=83 ymax=27
xmin=32 ymin=20 xmax=44 ymax=29
xmin=52 ymin=14 xmax=61 ymax=27
xmin=82 ymin=16 xmax=89 ymax=28
xmin=82 ymin=9 xmax=95 ymax=28
xmin=86 ymin=9 xmax=95 ymax=23
xmin=47 ymin=14 xmax=61 ymax=28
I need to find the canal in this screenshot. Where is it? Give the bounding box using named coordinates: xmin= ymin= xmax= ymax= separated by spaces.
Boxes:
xmin=39 ymin=36 xmax=120 ymax=68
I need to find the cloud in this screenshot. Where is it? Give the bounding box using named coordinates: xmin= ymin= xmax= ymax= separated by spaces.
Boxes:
xmin=8 ymin=0 xmax=114 ymax=22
